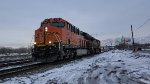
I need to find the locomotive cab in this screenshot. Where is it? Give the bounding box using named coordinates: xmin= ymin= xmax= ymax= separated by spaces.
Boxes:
xmin=32 ymin=18 xmax=65 ymax=62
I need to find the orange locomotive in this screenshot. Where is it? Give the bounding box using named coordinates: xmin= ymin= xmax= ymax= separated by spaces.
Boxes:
xmin=32 ymin=18 xmax=101 ymax=62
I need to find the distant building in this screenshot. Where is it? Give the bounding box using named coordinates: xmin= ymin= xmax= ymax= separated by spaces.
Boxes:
xmin=115 ymin=36 xmax=131 ymax=45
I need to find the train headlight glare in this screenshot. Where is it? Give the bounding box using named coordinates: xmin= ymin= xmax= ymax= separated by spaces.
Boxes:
xmin=45 ymin=27 xmax=48 ymax=32
xmin=34 ymin=42 xmax=36 ymax=45
xmin=49 ymin=41 xmax=51 ymax=44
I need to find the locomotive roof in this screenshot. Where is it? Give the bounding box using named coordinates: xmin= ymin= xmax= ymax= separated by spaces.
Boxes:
xmin=41 ymin=18 xmax=100 ymax=42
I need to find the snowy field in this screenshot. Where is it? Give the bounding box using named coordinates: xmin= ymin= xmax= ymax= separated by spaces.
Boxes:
xmin=1 ymin=50 xmax=150 ymax=84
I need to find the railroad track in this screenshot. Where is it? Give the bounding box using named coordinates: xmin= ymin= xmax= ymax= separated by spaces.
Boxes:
xmin=0 ymin=59 xmax=33 ymax=67
xmin=0 ymin=53 xmax=104 ymax=78
xmin=0 ymin=56 xmax=41 ymax=77
xmin=0 ymin=61 xmax=41 ymax=77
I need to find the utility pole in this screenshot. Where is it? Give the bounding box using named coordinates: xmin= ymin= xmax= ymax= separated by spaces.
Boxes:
xmin=131 ymin=25 xmax=135 ymax=51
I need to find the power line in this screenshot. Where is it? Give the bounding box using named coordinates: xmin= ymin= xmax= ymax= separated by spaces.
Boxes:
xmin=136 ymin=18 xmax=150 ymax=30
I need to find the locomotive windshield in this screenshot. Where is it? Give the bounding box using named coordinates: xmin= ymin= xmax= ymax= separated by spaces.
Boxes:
xmin=50 ymin=22 xmax=65 ymax=27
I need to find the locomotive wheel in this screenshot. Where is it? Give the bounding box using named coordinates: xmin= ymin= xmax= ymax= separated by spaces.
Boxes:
xmin=73 ymin=51 xmax=77 ymax=59
xmin=57 ymin=54 xmax=63 ymax=61
xmin=47 ymin=54 xmax=58 ymax=62
xmin=70 ymin=52 xmax=74 ymax=59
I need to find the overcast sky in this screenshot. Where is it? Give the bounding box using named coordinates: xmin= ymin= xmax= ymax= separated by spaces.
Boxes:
xmin=0 ymin=0 xmax=150 ymax=47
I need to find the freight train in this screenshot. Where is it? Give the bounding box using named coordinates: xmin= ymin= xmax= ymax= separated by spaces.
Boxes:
xmin=32 ymin=18 xmax=101 ymax=62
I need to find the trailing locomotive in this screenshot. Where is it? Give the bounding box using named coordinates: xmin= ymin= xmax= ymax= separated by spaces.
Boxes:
xmin=32 ymin=18 xmax=101 ymax=62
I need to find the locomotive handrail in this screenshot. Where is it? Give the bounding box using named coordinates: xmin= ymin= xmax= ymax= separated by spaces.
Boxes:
xmin=53 ymin=33 xmax=61 ymax=51
xmin=46 ymin=32 xmax=61 ymax=50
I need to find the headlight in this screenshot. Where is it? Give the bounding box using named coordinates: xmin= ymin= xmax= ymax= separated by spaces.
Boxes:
xmin=34 ymin=42 xmax=36 ymax=45
xmin=45 ymin=27 xmax=48 ymax=32
xmin=49 ymin=41 xmax=51 ymax=44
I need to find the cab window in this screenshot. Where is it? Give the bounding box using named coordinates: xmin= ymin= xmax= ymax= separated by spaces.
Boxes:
xmin=50 ymin=22 xmax=65 ymax=27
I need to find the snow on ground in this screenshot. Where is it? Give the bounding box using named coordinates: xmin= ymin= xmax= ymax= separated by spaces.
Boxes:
xmin=1 ymin=50 xmax=150 ymax=84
